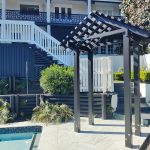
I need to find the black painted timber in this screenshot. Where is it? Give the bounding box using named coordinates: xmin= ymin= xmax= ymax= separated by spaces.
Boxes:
xmin=123 ymin=34 xmax=132 ymax=148
xmin=133 ymin=43 xmax=141 ymax=136
xmin=0 ymin=93 xmax=112 ymax=118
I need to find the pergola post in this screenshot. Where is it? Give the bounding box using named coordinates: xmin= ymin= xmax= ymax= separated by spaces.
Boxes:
xmin=102 ymin=93 xmax=107 ymax=119
xmin=74 ymin=47 xmax=80 ymax=132
xmin=88 ymin=50 xmax=94 ymax=125
xmin=123 ymin=33 xmax=132 ymax=148
xmin=133 ymin=42 xmax=141 ymax=136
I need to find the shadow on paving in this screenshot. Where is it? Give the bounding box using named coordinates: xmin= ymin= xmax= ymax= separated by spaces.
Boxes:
xmin=80 ymin=131 xmax=124 ymax=135
xmin=94 ymin=124 xmax=125 ymax=127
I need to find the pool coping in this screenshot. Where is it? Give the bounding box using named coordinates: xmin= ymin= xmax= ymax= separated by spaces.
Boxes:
xmin=0 ymin=126 xmax=42 ymax=134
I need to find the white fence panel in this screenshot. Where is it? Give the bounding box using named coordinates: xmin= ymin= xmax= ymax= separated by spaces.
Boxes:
xmin=80 ymin=57 xmax=113 ymax=92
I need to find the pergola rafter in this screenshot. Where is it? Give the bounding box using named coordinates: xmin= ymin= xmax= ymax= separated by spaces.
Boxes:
xmin=61 ymin=11 xmax=150 ymax=148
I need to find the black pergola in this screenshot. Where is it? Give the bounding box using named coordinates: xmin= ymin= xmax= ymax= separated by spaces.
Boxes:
xmin=61 ymin=11 xmax=150 ymax=148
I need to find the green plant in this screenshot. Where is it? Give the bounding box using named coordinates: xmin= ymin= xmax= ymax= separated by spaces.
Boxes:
xmin=131 ymin=71 xmax=134 ymax=81
xmin=15 ymin=78 xmax=26 ymax=92
xmin=118 ymin=67 xmax=124 ymax=72
xmin=120 ymin=0 xmax=150 ymax=29
xmin=31 ymin=100 xmax=73 ymax=124
xmin=140 ymin=70 xmax=150 ymax=83
xmin=0 ymin=78 xmax=9 ymax=95
xmin=40 ymin=65 xmax=74 ymax=95
xmin=106 ymin=105 xmax=114 ymax=115
xmin=0 ymin=99 xmax=16 ymax=124
xmin=114 ymin=72 xmax=124 ymax=81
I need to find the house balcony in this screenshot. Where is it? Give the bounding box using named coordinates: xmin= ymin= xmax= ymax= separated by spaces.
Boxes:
xmin=0 ymin=9 xmax=86 ymax=25
xmin=0 ymin=9 xmax=122 ymax=25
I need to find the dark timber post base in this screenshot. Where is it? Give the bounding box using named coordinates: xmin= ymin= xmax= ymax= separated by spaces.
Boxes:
xmin=133 ymin=42 xmax=141 ymax=136
xmin=123 ymin=33 xmax=132 ymax=148
xmin=36 ymin=94 xmax=40 ymax=106
xmin=88 ymin=50 xmax=94 ymax=125
xmin=74 ymin=48 xmax=80 ymax=132
xmin=102 ymin=93 xmax=107 ymax=119
xmin=10 ymin=95 xmax=15 ymax=112
xmin=15 ymin=95 xmax=19 ymax=117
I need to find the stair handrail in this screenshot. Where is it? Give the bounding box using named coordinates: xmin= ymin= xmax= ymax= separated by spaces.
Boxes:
xmin=0 ymin=20 xmax=73 ymax=66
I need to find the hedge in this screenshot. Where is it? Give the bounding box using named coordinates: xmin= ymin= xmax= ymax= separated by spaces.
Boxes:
xmin=114 ymin=70 xmax=150 ymax=83
xmin=140 ymin=70 xmax=150 ymax=83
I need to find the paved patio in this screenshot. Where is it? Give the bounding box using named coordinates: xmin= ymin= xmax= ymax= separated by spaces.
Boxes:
xmin=0 ymin=117 xmax=150 ymax=150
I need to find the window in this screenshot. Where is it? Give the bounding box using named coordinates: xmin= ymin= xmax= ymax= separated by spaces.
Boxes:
xmin=61 ymin=8 xmax=65 ymax=19
xmin=55 ymin=7 xmax=59 ymax=18
xmin=99 ymin=10 xmax=113 ymax=16
xmin=67 ymin=8 xmax=72 ymax=19
xmin=101 ymin=46 xmax=106 ymax=54
xmin=55 ymin=7 xmax=59 ymax=14
xmin=108 ymin=45 xmax=113 ymax=54
xmin=20 ymin=5 xmax=39 ymax=15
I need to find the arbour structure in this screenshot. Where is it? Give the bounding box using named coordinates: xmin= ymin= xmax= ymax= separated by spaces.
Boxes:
xmin=61 ymin=11 xmax=150 ymax=148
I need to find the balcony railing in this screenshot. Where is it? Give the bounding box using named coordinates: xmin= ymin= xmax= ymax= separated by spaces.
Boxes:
xmin=0 ymin=9 xmax=86 ymax=25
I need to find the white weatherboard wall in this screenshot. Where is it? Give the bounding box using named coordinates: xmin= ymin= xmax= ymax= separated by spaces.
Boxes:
xmin=140 ymin=83 xmax=150 ymax=103
xmin=80 ymin=57 xmax=114 ymax=92
xmin=94 ymin=54 xmax=150 ymax=72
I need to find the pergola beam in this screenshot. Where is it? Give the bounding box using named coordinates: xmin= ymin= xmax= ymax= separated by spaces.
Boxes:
xmin=86 ymin=28 xmax=125 ymax=41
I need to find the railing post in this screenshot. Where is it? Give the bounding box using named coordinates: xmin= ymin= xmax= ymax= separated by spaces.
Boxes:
xmin=40 ymin=94 xmax=44 ymax=102
xmin=10 ymin=95 xmax=15 ymax=112
xmin=15 ymin=95 xmax=19 ymax=117
xmin=36 ymin=94 xmax=40 ymax=106
xmin=31 ymin=23 xmax=34 ymax=44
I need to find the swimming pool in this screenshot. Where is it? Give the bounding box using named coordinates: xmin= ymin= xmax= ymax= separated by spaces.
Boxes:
xmin=0 ymin=126 xmax=42 ymax=150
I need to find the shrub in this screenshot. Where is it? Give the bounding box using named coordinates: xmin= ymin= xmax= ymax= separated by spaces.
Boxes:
xmin=32 ymin=100 xmax=73 ymax=124
xmin=106 ymin=105 xmax=114 ymax=115
xmin=118 ymin=67 xmax=124 ymax=72
xmin=15 ymin=78 xmax=26 ymax=93
xmin=114 ymin=72 xmax=124 ymax=81
xmin=140 ymin=70 xmax=150 ymax=83
xmin=0 ymin=99 xmax=16 ymax=124
xmin=131 ymin=71 xmax=134 ymax=81
xmin=40 ymin=65 xmax=74 ymax=95
xmin=0 ymin=78 xmax=9 ymax=95
xmin=114 ymin=70 xmax=150 ymax=83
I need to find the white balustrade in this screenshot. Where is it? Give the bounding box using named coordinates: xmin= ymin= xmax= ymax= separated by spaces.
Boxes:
xmin=0 ymin=20 xmax=73 ymax=66
xmin=80 ymin=57 xmax=114 ymax=92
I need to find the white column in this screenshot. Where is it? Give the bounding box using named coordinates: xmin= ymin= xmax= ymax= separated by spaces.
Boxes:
xmin=47 ymin=0 xmax=51 ymax=34
xmin=88 ymin=0 xmax=92 ymax=17
xmin=2 ymin=0 xmax=6 ymax=20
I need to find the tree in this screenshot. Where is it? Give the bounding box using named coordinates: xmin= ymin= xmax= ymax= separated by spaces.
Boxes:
xmin=120 ymin=0 xmax=150 ymax=29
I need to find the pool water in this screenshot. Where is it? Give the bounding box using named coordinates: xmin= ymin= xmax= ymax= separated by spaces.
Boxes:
xmin=0 ymin=132 xmax=41 ymax=150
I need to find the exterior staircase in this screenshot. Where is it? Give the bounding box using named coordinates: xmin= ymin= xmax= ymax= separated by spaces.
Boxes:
xmin=0 ymin=20 xmax=73 ymax=66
